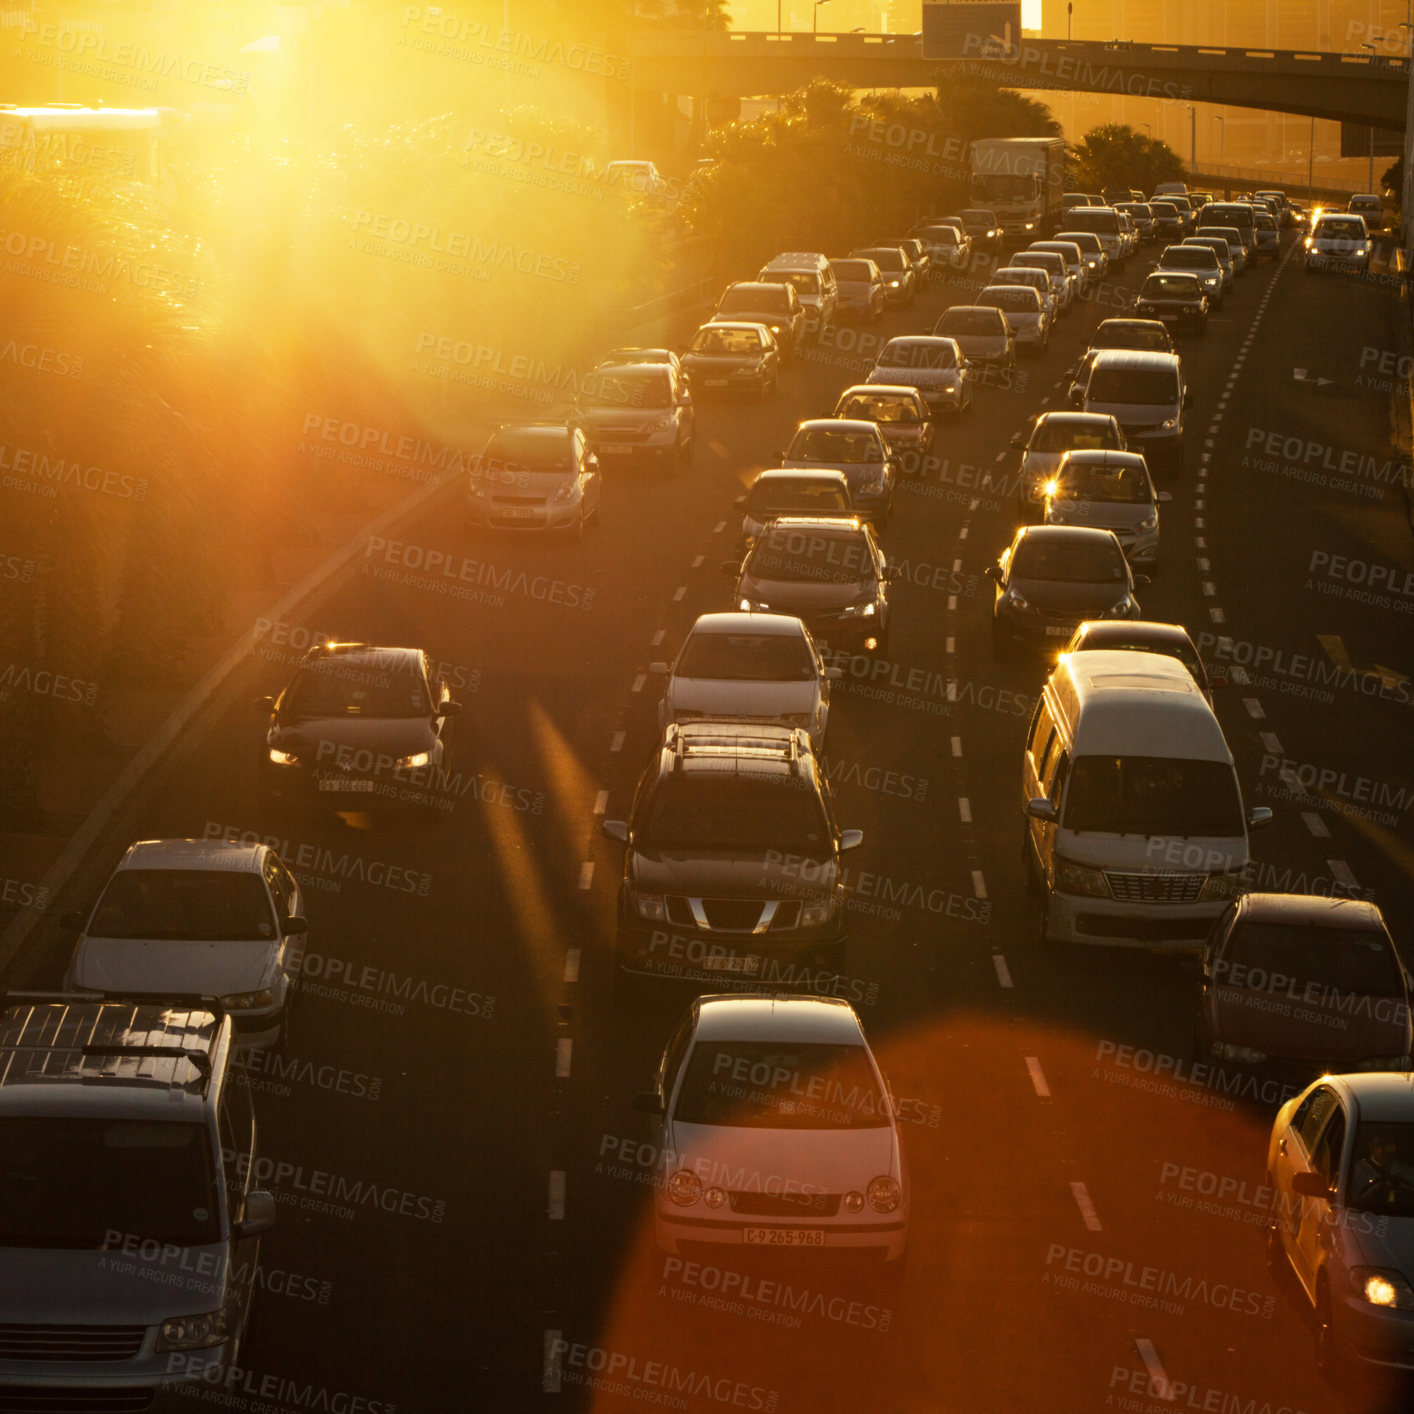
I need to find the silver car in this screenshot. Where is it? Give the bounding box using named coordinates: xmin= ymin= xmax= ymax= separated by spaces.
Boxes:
xmin=866 ymin=335 xmax=973 ymax=416
xmin=976 ymin=284 xmax=1050 ymax=355
xmin=575 ymin=362 xmax=695 ymax=470
xmin=652 ymin=612 xmax=841 ymax=753
xmin=993 ymin=266 xmax=1058 ymax=323
xmin=1011 ymin=410 xmax=1127 ymax=520
xmin=1042 ymin=448 xmax=1170 ymax=567
xmin=932 ymin=305 xmax=1015 ymax=369
xmin=781 ymin=419 xmax=896 ymax=527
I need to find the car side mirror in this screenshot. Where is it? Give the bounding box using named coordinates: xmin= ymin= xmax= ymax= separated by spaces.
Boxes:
xmin=1292 ymin=1170 xmax=1331 ymax=1199
xmin=254 ymin=695 xmax=276 ymax=713
xmin=984 ymin=565 xmax=1002 ymax=582
xmin=236 ymin=1190 xmax=277 ymax=1238
xmin=648 ymin=661 xmax=671 ymax=675
xmin=1157 ymin=491 xmax=1173 ymax=503
xmin=839 ymin=829 xmax=864 ymax=852
xmin=633 ymin=1091 xmax=665 ymax=1115
xmin=440 ymin=700 xmax=462 ymax=717
xmin=601 ymin=820 xmax=630 ymax=844
xmin=1009 ymin=432 xmax=1026 ymax=448
xmin=60 ymin=910 xmax=87 ymax=932
xmin=1025 ymin=798 xmax=1059 ymax=823
xmin=1183 ymin=389 xmax=1194 ymax=408
xmin=1134 ymin=574 xmax=1151 ymax=587
xmin=282 ymin=915 xmax=308 ymax=935
xmin=1247 ymin=806 xmax=1274 ymax=831
xmin=1068 ymin=387 xmax=1085 ymax=408
xmin=824 ymin=667 xmax=844 ymax=681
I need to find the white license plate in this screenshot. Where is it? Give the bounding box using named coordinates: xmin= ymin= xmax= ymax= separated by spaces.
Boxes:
xmin=497 ymin=507 xmax=537 ymax=519
xmin=1045 ymin=626 xmax=1072 ymax=636
xmin=743 ymin=1228 xmax=825 ymax=1247
xmin=705 ymin=378 xmax=729 ymax=387
xmin=701 ymin=954 xmax=760 ymax=973
xmin=319 ymin=778 xmax=375 ymax=792
xmin=601 ymin=442 xmax=635 ymax=455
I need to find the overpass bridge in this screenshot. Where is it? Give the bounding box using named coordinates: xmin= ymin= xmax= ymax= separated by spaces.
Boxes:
xmin=625 ymin=31 xmax=1411 ymax=130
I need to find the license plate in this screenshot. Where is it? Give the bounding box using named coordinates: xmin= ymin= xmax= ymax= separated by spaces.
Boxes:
xmin=319 ymin=778 xmax=375 ymax=792
xmin=705 ymin=378 xmax=728 ymax=387
xmin=701 ymin=954 xmax=760 ymax=973
xmin=743 ymin=1228 xmax=825 ymax=1247
xmin=497 ymin=507 xmax=537 ymax=520
xmin=1045 ymin=626 xmax=1072 ymax=636
xmin=601 ymin=442 xmax=635 ymax=455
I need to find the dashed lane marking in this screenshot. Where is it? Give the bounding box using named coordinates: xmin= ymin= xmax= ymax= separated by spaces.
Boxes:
xmin=1302 ymin=812 xmax=1331 ymax=838
xmin=971 ymin=869 xmax=988 ymax=900
xmin=1071 ymin=1180 xmax=1103 ymax=1231
xmin=992 ymin=954 xmax=1013 ymax=987
xmin=548 ymin=1170 xmax=566 ymax=1220
xmin=577 ymin=862 xmax=594 ymax=890
xmin=555 ymin=1038 xmax=573 ymax=1078
xmin=563 ymin=948 xmax=581 ymax=983
xmin=958 ymin=797 xmax=972 ymax=823
xmin=1026 ymin=1056 xmax=1050 ymax=1097
xmin=1242 ymin=698 xmax=1264 ymax=719
xmin=592 ymin=790 xmax=608 ymax=816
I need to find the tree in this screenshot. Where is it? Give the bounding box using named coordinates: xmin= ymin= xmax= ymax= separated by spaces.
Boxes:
xmin=1071 ymin=123 xmax=1184 ymax=195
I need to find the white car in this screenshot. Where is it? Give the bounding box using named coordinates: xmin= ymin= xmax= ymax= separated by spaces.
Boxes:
xmin=977 ymin=284 xmax=1050 ymax=354
xmin=866 ymin=335 xmax=973 ymax=415
xmin=1042 ymin=448 xmax=1170 ymax=567
xmin=1305 ymin=213 xmax=1371 ymax=273
xmin=651 ymin=612 xmax=841 ymax=753
xmin=62 ymin=839 xmax=305 ymax=1049
xmin=993 ymin=266 xmax=1058 ymax=323
xmin=636 ymin=994 xmax=909 ymax=1261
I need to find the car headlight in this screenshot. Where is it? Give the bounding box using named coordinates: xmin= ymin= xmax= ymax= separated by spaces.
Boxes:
xmin=1160 ymin=417 xmax=1177 ymax=430
xmin=1354 ymin=1055 xmax=1414 ymax=1072
xmin=1198 ymin=871 xmax=1245 ymax=901
xmin=632 ymin=891 xmax=667 ymax=922
xmin=220 ymin=988 xmax=275 ymax=1010
xmin=1304 ymin=238 xmax=1313 ymax=248
xmin=740 ymin=597 xmax=767 ymax=612
xmin=868 ymin=1176 xmax=901 ymax=1213
xmin=768 ymin=323 xmax=784 ymax=333
xmin=887 ymin=279 xmax=900 ymax=287
xmin=1103 ymin=597 xmax=1135 ymax=618
xmin=1138 ymin=514 xmax=1158 ymax=531
xmin=157 ymin=1309 xmax=230 ymax=1352
xmin=1003 ymin=588 xmax=1030 ymax=611
xmin=268 ymin=747 xmax=298 ymax=766
xmin=1213 ymin=1042 xmax=1267 ymax=1062
xmin=395 ymin=751 xmax=432 ymax=769
xmin=703 ymin=1186 xmax=727 ymax=1208
xmin=552 ymin=481 xmax=577 ymax=501
xmin=470 ymin=479 xmax=490 ymax=498
xmin=843 ymin=1190 xmax=865 ymax=1213
xmin=1048 ymin=512 xmax=1067 ymax=525
xmin=667 ymin=1169 xmax=701 ymax=1207
xmin=651 ymin=414 xmax=676 ymax=431
xmin=1356 ymin=1269 xmax=1414 ymax=1309
xmin=801 ymin=895 xmax=836 ymax=927
xmin=1358 ymin=245 xmax=1369 ymax=256
xmin=841 ymin=599 xmax=877 ymax=617
xmin=1054 ymin=856 xmax=1109 ymax=897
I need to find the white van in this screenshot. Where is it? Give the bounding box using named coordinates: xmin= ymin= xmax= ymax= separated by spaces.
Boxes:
xmin=1021 ymin=650 xmax=1272 ymax=949
xmin=758 ymin=252 xmax=838 ymax=339
xmin=1056 ymin=206 xmax=1127 ymax=266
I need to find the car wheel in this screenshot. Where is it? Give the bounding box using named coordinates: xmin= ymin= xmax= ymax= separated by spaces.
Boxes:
xmin=1315 ymin=1279 xmax=1346 ymax=1382
xmin=679 ymin=434 xmax=694 ymax=467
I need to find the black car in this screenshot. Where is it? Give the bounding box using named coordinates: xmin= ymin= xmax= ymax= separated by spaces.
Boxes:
xmin=600 ymin=721 xmax=863 ymax=978
xmin=259 ymin=643 xmax=461 ymax=815
xmin=851 ymin=246 xmax=916 ymax=307
xmin=1133 ymin=271 xmax=1208 ymax=335
xmin=986 ymin=526 xmax=1146 ymax=657
xmin=726 ymin=515 xmax=894 ymax=656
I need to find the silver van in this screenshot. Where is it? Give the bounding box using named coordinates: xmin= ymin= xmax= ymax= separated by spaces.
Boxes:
xmin=1082 ymin=349 xmax=1190 ymax=475
xmin=1021 ymin=651 xmax=1272 ymax=949
xmin=758 ymin=252 xmax=838 ymax=340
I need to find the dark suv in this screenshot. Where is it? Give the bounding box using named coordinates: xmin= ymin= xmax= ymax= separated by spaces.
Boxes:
xmin=600 ymin=722 xmax=863 ymax=980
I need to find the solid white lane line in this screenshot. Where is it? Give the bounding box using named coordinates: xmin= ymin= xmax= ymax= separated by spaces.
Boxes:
xmin=1071 ymin=1180 xmax=1102 ymax=1231
xmin=1026 ymin=1056 xmax=1050 ymax=1097
xmin=577 ymin=862 xmax=594 ymax=890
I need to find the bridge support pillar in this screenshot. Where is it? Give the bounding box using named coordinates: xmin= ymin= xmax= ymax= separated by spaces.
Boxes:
xmin=1403 ymin=56 xmax=1414 ymax=261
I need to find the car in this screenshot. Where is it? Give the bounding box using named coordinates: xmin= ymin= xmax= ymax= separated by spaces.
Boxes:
xmin=1195 ymin=223 xmax=1249 ymax=275
xmin=1061 ymin=620 xmax=1223 ymax=703
xmin=258 ymin=643 xmax=462 ymax=816
xmin=650 ymin=612 xmax=842 ymax=753
xmin=1305 ymin=213 xmax=1371 ymax=273
xmin=726 ymin=515 xmax=894 ymax=655
xmin=1180 ymin=235 xmax=1235 ymax=295
xmin=469 ymin=422 xmax=601 ymax=535
xmin=1264 ymin=1072 xmax=1414 ymax=1375
xmin=993 ymin=265 xmax=1058 ymax=322
xmin=1043 ymin=448 xmax=1170 ymax=567
xmin=1254 ymin=189 xmax=1291 ymax=225
xmin=1253 ymin=210 xmax=1281 ymax=261
xmin=1005 ymin=249 xmax=1073 ymax=310
xmin=1115 ymin=201 xmax=1157 ymax=242
xmin=734 ymin=469 xmax=855 ymax=547
xmin=932 ymin=305 xmax=1015 ymax=369
xmin=976 ymin=284 xmax=1050 ymax=354
xmin=682 ymin=320 xmax=780 ymax=400
xmin=1132 ymin=271 xmax=1208 ymax=334
xmin=1057 ymin=206 xmax=1129 ymax=266
xmin=634 ymin=995 xmax=908 ymax=1260
xmin=850 ymin=246 xmax=916 ymax=306
xmin=911 ymin=224 xmax=971 ymax=276
xmin=1289 ymin=201 xmax=1311 ymax=231
xmin=1060 ymin=192 xmax=1096 ymax=215
xmin=603 ymin=159 xmax=668 ymax=198
xmin=833 ymin=384 xmax=935 ymax=466
xmin=1197 ymin=894 xmax=1412 ymax=1074
xmin=883 ymin=236 xmax=931 ymax=283
xmin=575 ymin=362 xmax=695 ymax=469
xmin=829 ymin=257 xmax=886 ymax=321
xmin=781 ymin=419 xmax=897 ymax=527
xmin=1053 ymin=230 xmax=1110 ymax=287
xmin=601 ymin=722 xmax=863 ymax=975
xmin=986 ymin=524 xmax=1145 ymax=656
xmin=711 ymin=281 xmax=806 ymax=362
xmin=758 ymin=253 xmax=838 ymax=339
xmin=956 ymin=207 xmax=1003 ymax=253
xmin=1155 ymin=243 xmax=1225 ymax=307
xmin=597 ymin=347 xmax=685 ymax=377
xmin=865 ymin=335 xmax=974 ymax=417
xmin=1148 ymin=200 xmax=1185 ymax=242
xmin=62 ymin=840 xmax=306 ymax=1050
xmin=1066 ymin=318 xmax=1175 ymax=405
xmin=1026 ymin=240 xmax=1089 ymax=297
xmin=0 ymin=996 xmax=275 ymax=1403
xmin=1348 ymin=193 xmax=1386 ymax=232
xmin=1163 ymin=194 xmax=1199 ymax=234
xmin=1012 ymin=410 xmax=1128 ymax=520
xmin=1080 ymin=350 xmax=1191 ymax=475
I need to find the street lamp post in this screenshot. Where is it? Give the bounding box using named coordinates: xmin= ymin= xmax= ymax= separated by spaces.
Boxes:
xmin=813 ymin=0 xmax=831 ymax=34
xmin=1188 ymin=105 xmax=1195 ymax=172
xmin=1215 ymin=114 xmax=1224 ymax=184
xmin=1362 ymin=43 xmax=1378 ymax=191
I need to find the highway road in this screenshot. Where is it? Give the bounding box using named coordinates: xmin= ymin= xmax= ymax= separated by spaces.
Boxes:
xmin=13 ymin=226 xmax=1414 ymax=1414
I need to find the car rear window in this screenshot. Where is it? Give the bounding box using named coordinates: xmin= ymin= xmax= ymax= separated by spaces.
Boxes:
xmin=1224 ymin=924 xmax=1402 ymax=996
xmin=720 ymin=286 xmax=789 ymax=314
xmin=830 ymin=260 xmax=874 ymax=281
xmin=1012 ymin=537 xmax=1127 ymax=584
xmin=1030 ymin=420 xmax=1122 ymax=453
xmin=91 ymin=869 xmax=277 ymax=942
xmin=746 ymin=478 xmax=850 ymax=516
xmin=676 ymin=631 xmax=816 ymax=683
xmin=936 ymin=308 xmax=1002 ymax=335
xmin=692 ymin=326 xmax=764 ymax=356
xmin=839 ymin=391 xmax=922 ymax=423
xmin=1087 ymin=368 xmax=1179 ymax=405
xmin=879 ymin=338 xmax=957 ymax=369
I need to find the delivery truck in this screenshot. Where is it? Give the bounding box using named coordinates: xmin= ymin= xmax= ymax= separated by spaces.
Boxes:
xmin=968 ymin=136 xmax=1067 ymax=245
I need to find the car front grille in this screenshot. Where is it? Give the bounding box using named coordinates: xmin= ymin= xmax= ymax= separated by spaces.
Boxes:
xmin=0 ymin=1325 xmax=147 ymax=1362
xmin=1104 ymin=871 xmax=1206 ymax=904
xmin=491 ymin=495 xmax=545 ymax=506
xmin=729 ymin=1191 xmax=841 ymax=1217
xmin=701 ymin=898 xmax=767 ymax=931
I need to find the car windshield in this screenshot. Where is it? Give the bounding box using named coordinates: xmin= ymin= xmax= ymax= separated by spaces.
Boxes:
xmin=90 ymin=868 xmax=277 ymax=941
xmin=581 ymin=372 xmax=671 ymax=409
xmin=1207 ymin=206 xmax=1253 ymax=227
xmin=640 ymin=773 xmax=830 ymax=853
xmin=766 ymin=271 xmax=818 ymax=295
xmin=1031 ymin=421 xmax=1121 ymax=453
xmin=1053 ymin=464 xmax=1151 ymax=503
xmin=788 ymin=428 xmax=881 ymax=464
xmin=858 ymin=249 xmax=904 ymax=272
xmin=1256 ymin=215 xmax=1276 ymax=231
xmin=1087 ymin=368 xmax=1179 ymax=404
xmin=831 ymin=260 xmax=873 ymax=281
xmin=1160 ymin=251 xmax=1214 ymax=270
xmin=282 ymin=659 xmax=432 ymax=718
xmin=1142 ymin=275 xmax=1199 ymax=297
xmin=480 ymin=433 xmax=571 ymax=474
xmin=1317 ymin=219 xmax=1365 ymax=239
xmin=878 ymin=339 xmax=957 ymax=370
xmin=960 ymin=210 xmax=993 ymax=226
xmin=748 ymin=529 xmax=876 ymax=586
xmin=1064 ymin=756 xmax=1243 ymax=836
xmin=918 ymin=227 xmax=959 ymax=245
xmin=1012 ymin=537 xmax=1127 ymax=583
xmin=673 ymin=1041 xmax=891 ymax=1130
xmin=1059 ymin=234 xmax=1103 ymax=252
xmin=1225 ymin=923 xmax=1401 ymax=996
xmin=979 ymin=289 xmax=1037 ymax=311
xmin=937 ymin=309 xmax=1002 ymax=336
xmin=676 ymin=631 xmax=817 ymax=682
xmin=998 ymin=270 xmax=1045 ymax=289
xmin=840 ymin=392 xmax=920 ymax=423
xmin=746 ymin=479 xmax=850 ymax=516
xmin=0 ymin=1118 xmax=220 ymax=1247
xmin=1347 ymin=1123 xmax=1414 ymax=1216
xmin=1092 ymin=322 xmax=1171 ymax=351
xmin=692 ymin=327 xmax=763 ymax=356
xmin=1079 ymin=636 xmax=1203 ymax=680
xmin=720 ymin=286 xmax=788 ymax=315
